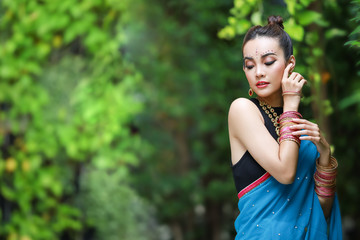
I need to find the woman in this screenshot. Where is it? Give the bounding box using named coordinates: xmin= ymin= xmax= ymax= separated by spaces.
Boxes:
xmin=228 ymin=16 xmax=342 ymax=239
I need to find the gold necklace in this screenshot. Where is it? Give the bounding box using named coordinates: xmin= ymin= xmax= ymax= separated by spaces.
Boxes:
xmin=258 ymin=99 xmax=280 ymax=136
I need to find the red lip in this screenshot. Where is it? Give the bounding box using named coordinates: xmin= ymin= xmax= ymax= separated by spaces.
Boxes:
xmin=256 ymin=81 xmax=269 ymax=88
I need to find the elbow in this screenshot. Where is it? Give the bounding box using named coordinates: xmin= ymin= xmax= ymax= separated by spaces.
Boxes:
xmin=280 ymin=176 xmax=295 ymax=185
xmin=277 ymin=171 xmax=296 ymax=185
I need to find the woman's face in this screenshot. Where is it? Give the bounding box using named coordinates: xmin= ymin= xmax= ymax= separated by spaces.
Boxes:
xmin=243 ymin=37 xmax=287 ymax=99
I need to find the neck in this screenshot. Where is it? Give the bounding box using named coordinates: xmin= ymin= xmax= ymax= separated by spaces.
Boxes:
xmin=257 ymin=91 xmax=283 ymax=107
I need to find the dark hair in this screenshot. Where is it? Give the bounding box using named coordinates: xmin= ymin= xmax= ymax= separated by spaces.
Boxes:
xmin=242 ymin=16 xmax=293 ymax=61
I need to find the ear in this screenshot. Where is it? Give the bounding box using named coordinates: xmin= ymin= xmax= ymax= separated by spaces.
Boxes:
xmin=287 ymin=55 xmax=296 ymax=73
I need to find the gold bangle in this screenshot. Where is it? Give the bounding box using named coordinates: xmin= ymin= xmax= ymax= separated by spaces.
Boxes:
xmin=316 ymin=156 xmax=338 ymax=172
xmin=279 ymin=122 xmax=295 ymax=128
xmin=279 ymin=117 xmax=297 ymax=123
xmin=279 ymin=138 xmax=300 ymax=147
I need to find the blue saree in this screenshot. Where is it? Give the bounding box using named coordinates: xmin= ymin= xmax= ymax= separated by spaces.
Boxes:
xmin=234 ymin=140 xmax=342 ymax=239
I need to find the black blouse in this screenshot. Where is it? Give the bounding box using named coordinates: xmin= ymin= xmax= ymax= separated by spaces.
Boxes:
xmin=231 ymin=98 xmax=283 ymax=193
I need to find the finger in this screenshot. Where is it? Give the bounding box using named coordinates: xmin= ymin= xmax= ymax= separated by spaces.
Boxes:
xmin=288 ymin=72 xmax=299 ymax=81
xmin=290 ymin=124 xmax=318 ymax=132
xmin=294 ymin=74 xmax=304 ymax=82
xmin=299 ymin=136 xmax=321 ymax=142
xmin=290 ymin=123 xmax=318 ymax=131
xmin=298 ymin=78 xmax=307 ymax=87
xmin=289 ymin=119 xmax=314 ymax=126
xmin=291 ymin=118 xmax=317 ymax=126
xmin=291 ymin=130 xmax=306 ymax=135
xmin=283 ymin=63 xmax=293 ymax=78
xmin=292 ymin=129 xmax=320 ymax=137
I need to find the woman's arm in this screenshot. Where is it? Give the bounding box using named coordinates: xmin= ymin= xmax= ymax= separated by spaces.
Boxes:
xmin=317 ymin=152 xmax=335 ymax=219
xmin=291 ymin=118 xmax=335 ymax=218
xmin=228 ymin=98 xmax=299 ymax=184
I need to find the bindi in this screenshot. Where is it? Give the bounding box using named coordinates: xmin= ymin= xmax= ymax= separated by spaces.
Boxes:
xmin=246 ymin=49 xmax=276 ymax=60
xmin=260 ymin=49 xmax=275 ymax=56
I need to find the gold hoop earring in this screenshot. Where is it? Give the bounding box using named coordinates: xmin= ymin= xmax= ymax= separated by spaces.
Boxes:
xmin=248 ymin=88 xmax=253 ymax=97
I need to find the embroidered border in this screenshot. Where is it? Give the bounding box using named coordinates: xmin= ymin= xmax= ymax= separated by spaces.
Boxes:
xmin=237 ymin=172 xmax=271 ymax=199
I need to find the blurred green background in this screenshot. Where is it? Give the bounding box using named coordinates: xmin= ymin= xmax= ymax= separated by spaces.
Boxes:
xmin=0 ymin=0 xmax=359 ymax=239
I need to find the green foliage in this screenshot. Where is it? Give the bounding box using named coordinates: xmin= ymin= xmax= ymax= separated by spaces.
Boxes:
xmin=126 ymin=0 xmax=242 ymax=238
xmin=0 ymin=0 xmax=149 ymax=239
xmin=78 ymin=167 xmax=159 ymax=240
xmin=1 ymin=0 xmax=360 ymax=239
xmin=341 ymin=0 xmax=360 ymax=109
xmin=345 ymin=0 xmax=360 ymax=53
xmin=284 ymin=18 xmax=305 ymax=41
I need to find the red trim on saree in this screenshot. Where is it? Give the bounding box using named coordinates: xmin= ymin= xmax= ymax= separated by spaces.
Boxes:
xmin=237 ymin=172 xmax=271 ymax=199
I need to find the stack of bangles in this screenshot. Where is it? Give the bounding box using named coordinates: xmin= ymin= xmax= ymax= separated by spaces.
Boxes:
xmin=278 ymin=111 xmax=302 ymax=146
xmin=314 ymin=156 xmax=338 ymax=198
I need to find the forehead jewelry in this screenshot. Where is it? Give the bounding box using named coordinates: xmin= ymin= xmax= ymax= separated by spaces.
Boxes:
xmin=261 ymin=50 xmax=274 ymax=55
xmin=254 ymin=49 xmax=275 ymax=58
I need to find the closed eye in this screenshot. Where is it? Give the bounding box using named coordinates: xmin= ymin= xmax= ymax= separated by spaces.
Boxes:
xmin=245 ymin=65 xmax=254 ymax=70
xmin=265 ymin=60 xmax=276 ymax=66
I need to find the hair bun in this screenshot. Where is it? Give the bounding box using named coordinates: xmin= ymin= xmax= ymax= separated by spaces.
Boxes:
xmin=267 ymin=15 xmax=284 ymax=29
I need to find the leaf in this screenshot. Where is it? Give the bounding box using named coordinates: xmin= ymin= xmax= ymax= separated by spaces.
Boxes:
xmin=349 ymin=25 xmax=360 ymax=36
xmin=235 ymin=19 xmax=251 ymax=35
xmin=312 ymin=47 xmax=323 ymax=57
xmin=251 ymin=11 xmax=262 ymax=26
xmin=299 ymin=0 xmax=316 ymax=7
xmin=1 ymin=185 xmax=16 ymax=200
xmin=305 ymin=32 xmax=319 ymax=45
xmin=228 ymin=16 xmax=236 ymax=25
xmin=345 ymin=40 xmax=360 ymax=47
xmin=325 ymin=28 xmax=347 ymax=39
xmin=217 ymin=26 xmax=236 ymax=40
xmin=296 ymin=10 xmax=322 ymax=26
xmin=285 ymin=0 xmax=297 ymax=15
xmin=284 ymin=18 xmax=304 ymax=41
xmin=322 ymin=100 xmax=333 ymax=116
xmin=339 ymin=90 xmax=360 ymax=109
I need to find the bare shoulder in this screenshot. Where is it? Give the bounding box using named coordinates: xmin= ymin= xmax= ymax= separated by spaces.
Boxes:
xmin=228 ymin=98 xmax=264 ymax=139
xmin=228 ymin=98 xmax=261 ymax=121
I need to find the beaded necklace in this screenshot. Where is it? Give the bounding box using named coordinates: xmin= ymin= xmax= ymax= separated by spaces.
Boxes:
xmin=258 ymin=99 xmax=280 ymax=137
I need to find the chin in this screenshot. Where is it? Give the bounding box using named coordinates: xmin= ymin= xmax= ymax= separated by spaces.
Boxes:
xmin=255 ymin=92 xmax=272 ymax=98
xmin=256 ymin=88 xmax=281 ymax=96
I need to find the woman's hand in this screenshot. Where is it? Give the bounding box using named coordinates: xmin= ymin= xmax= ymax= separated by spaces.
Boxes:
xmin=290 ymin=118 xmax=331 ymax=162
xmin=290 ymin=118 xmax=334 ymax=217
xmin=281 ymin=64 xmax=307 ymax=111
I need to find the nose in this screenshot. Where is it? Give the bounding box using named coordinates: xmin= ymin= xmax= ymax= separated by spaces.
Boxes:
xmin=256 ymin=66 xmax=265 ymax=78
